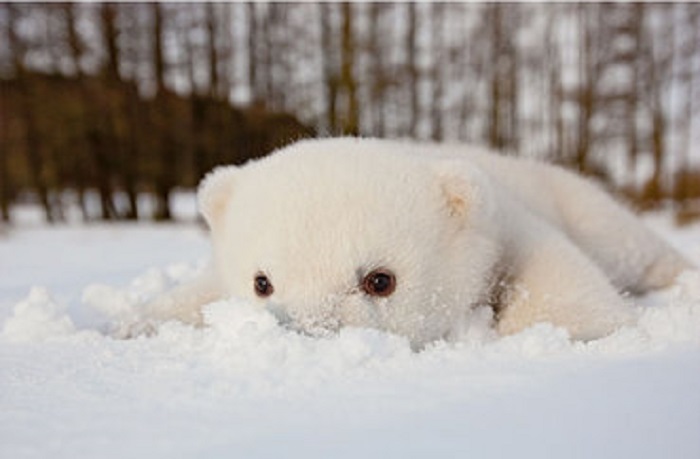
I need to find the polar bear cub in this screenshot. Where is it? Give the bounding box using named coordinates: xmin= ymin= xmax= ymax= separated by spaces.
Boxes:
xmin=148 ymin=137 xmax=690 ymax=347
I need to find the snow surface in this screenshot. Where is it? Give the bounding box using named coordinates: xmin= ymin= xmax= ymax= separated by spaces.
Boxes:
xmin=1 ymin=204 xmax=700 ymax=459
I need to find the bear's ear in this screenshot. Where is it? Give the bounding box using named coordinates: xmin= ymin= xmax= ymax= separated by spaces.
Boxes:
xmin=439 ymin=174 xmax=471 ymax=220
xmin=197 ymin=165 xmax=238 ymax=229
xmin=433 ymin=161 xmax=493 ymax=224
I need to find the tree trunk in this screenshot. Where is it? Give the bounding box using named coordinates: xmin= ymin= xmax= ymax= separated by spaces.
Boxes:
xmin=101 ymin=3 xmax=120 ymax=80
xmin=506 ymin=9 xmax=520 ymax=153
xmin=320 ymin=4 xmax=338 ymax=135
xmin=206 ymin=3 xmax=220 ymax=99
xmin=487 ymin=4 xmax=503 ymax=149
xmin=152 ymin=3 xmax=172 ymax=221
xmin=153 ymin=3 xmax=166 ymax=92
xmin=261 ymin=5 xmax=275 ymax=108
xmin=64 ymin=2 xmax=91 ymax=221
xmin=406 ymin=3 xmax=419 ymax=137
xmin=575 ymin=4 xmax=595 ymax=174
xmin=0 ymin=80 xmax=10 ymax=223
xmin=676 ymin=5 xmax=699 ymax=202
xmin=368 ymin=3 xmax=386 ymax=138
xmin=545 ymin=7 xmax=564 ymax=160
xmin=626 ymin=4 xmax=644 ymax=173
xmin=8 ymin=5 xmax=53 ymax=222
xmin=247 ymin=2 xmax=259 ymax=104
xmin=122 ymin=84 xmax=141 ymax=220
xmin=99 ymin=2 xmax=134 ymax=220
xmin=340 ymin=2 xmax=359 ymax=136
xmin=429 ymin=3 xmax=444 ymax=141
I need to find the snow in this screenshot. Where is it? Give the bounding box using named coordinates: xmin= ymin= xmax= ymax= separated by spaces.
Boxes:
xmin=1 ymin=203 xmax=700 ymax=459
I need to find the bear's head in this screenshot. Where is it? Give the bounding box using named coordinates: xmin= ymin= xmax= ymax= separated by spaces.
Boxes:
xmin=198 ymin=138 xmax=501 ymax=347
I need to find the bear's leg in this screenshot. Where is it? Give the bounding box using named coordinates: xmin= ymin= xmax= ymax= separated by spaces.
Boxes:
xmin=496 ymin=226 xmax=636 ymax=340
xmin=551 ymin=173 xmax=692 ymax=293
xmin=142 ymin=270 xmax=222 ymax=325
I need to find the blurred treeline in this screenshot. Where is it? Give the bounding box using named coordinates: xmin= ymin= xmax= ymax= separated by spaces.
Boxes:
xmin=0 ymin=3 xmax=699 ymax=224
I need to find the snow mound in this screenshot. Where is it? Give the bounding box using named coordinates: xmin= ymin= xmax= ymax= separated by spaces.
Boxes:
xmin=2 ymin=287 xmax=77 ymax=342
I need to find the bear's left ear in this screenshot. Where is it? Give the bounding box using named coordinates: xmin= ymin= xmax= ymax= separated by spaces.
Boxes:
xmin=197 ymin=165 xmax=238 ymax=229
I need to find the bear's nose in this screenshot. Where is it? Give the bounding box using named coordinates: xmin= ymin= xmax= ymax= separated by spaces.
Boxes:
xmin=283 ymin=312 xmax=341 ymax=338
xmin=264 ymin=296 xmax=343 ymax=337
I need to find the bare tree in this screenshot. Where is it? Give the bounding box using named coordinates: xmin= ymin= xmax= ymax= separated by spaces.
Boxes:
xmin=573 ymin=4 xmax=597 ymax=173
xmin=320 ymin=3 xmax=338 ymax=134
xmin=151 ymin=2 xmax=173 ymax=221
xmin=406 ymin=2 xmax=419 ymax=137
xmin=8 ymin=4 xmax=54 ymax=222
xmin=544 ymin=5 xmax=565 ymax=160
xmin=367 ymin=3 xmax=388 ymax=137
xmin=477 ymin=4 xmax=520 ymax=152
xmin=674 ymin=4 xmax=700 ymax=203
xmin=246 ymin=2 xmax=260 ymax=104
xmin=205 ymin=3 xmax=220 ymax=99
xmin=62 ymin=2 xmax=91 ymax=220
xmin=626 ymin=5 xmax=645 ymax=173
xmin=0 ymin=3 xmax=11 ymax=222
xmin=260 ymin=4 xmax=275 ymax=108
xmin=429 ymin=3 xmax=445 ymax=141
xmin=641 ymin=5 xmax=676 ymax=203
xmin=339 ymin=2 xmax=359 ymax=136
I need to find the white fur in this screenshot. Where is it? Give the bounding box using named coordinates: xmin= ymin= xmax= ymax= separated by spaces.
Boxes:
xmin=147 ymin=138 xmax=691 ymax=347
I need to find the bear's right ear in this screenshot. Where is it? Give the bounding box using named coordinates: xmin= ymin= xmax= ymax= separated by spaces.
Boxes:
xmin=432 ymin=159 xmax=496 ymax=226
xmin=197 ymin=165 xmax=238 ymax=229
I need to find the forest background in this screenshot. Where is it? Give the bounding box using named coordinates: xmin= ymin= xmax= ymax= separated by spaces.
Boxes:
xmin=1 ymin=2 xmax=698 ymax=224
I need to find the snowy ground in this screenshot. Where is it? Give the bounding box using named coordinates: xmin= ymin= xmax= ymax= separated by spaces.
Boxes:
xmin=1 ymin=199 xmax=700 ymax=459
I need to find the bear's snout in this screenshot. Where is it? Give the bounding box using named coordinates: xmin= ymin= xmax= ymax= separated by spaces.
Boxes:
xmin=265 ymin=297 xmax=344 ymax=337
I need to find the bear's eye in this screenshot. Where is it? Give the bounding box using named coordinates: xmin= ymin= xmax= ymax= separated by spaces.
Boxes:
xmin=254 ymin=273 xmax=274 ymax=297
xmin=362 ymin=269 xmax=396 ymax=297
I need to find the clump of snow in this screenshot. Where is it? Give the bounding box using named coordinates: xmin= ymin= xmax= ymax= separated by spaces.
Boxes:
xmin=2 ymin=287 xmax=76 ymax=343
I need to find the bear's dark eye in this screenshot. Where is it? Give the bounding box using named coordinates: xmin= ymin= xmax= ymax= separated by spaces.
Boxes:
xmin=362 ymin=269 xmax=396 ymax=297
xmin=254 ymin=273 xmax=274 ymax=297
